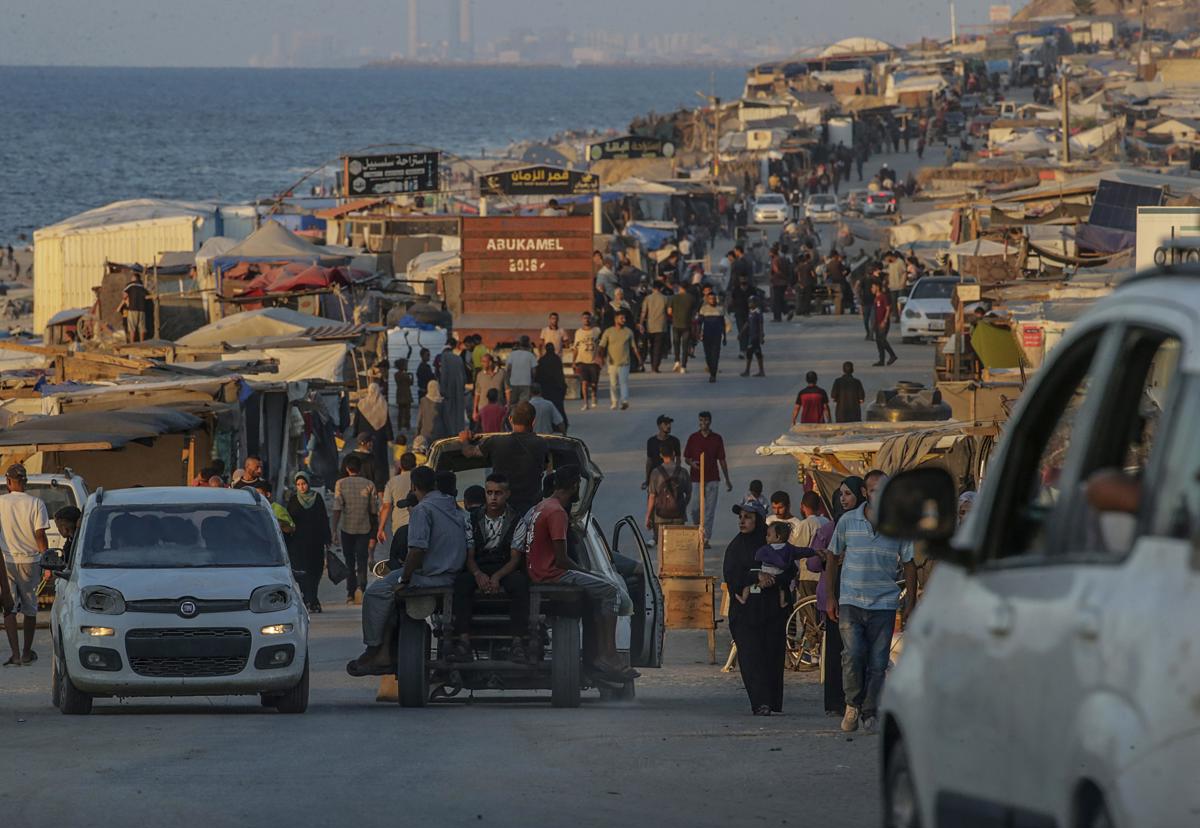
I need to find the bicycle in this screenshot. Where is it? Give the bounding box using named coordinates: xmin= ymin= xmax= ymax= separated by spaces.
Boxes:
xmin=785 ymin=595 xmax=823 ymax=672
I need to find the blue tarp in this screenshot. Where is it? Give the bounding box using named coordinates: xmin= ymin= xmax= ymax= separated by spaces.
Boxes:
xmin=625 ymin=223 xmax=675 ymax=251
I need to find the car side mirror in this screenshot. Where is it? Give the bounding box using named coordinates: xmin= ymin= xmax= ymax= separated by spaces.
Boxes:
xmin=41 ymin=548 xmax=67 ymax=577
xmin=876 ymin=468 xmax=960 ymax=548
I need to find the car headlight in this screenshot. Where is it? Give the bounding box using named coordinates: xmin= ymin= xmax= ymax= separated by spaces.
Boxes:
xmin=250 ymin=584 xmax=293 ymax=613
xmin=81 ymin=586 xmax=126 ymax=615
xmin=904 ymin=309 xmax=922 ymax=319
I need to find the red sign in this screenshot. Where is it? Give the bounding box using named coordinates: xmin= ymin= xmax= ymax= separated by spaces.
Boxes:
xmin=459 ymin=217 xmax=594 ymax=316
xmin=1021 ymin=326 xmax=1044 ymax=348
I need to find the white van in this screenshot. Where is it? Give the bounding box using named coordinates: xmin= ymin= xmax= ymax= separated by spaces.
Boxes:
xmin=876 ymin=264 xmax=1200 ymax=828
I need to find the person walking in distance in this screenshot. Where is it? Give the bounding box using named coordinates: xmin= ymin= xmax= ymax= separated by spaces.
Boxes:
xmin=871 ymin=282 xmax=898 ymax=366
xmin=645 ymin=443 xmax=692 ymax=546
xmin=831 ymin=361 xmax=866 ymax=423
xmin=538 ymin=312 xmax=570 ymax=357
xmin=740 ymin=295 xmax=766 ymax=377
xmin=642 ymin=414 xmax=681 ymax=494
xmin=639 ymin=281 xmax=671 ymax=373
xmin=684 ymin=411 xmax=732 ymax=546
xmin=598 ymin=311 xmax=640 ymax=411
xmin=792 ymin=371 xmax=832 ymax=425
xmin=332 ymin=455 xmax=379 ymax=605
xmin=697 ymin=290 xmax=728 ymax=383
xmin=118 ymin=272 xmax=150 ymax=343
xmin=0 ymin=464 xmax=48 ymax=666
xmin=826 ymin=471 xmax=918 ymax=734
xmin=670 ymin=282 xmax=698 ymax=373
xmin=535 ymin=343 xmax=569 ymax=430
xmin=768 ymin=244 xmax=789 ymax=323
xmin=573 ymin=311 xmax=601 ymax=411
xmin=505 ymin=335 xmax=537 ymax=405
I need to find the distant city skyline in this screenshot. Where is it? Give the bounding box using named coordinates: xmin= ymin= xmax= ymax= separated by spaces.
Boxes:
xmin=0 ymin=0 xmax=999 ymax=68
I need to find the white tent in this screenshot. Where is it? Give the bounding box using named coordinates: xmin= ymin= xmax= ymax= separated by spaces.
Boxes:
xmin=215 ymin=220 xmax=345 ymax=263
xmin=820 ymin=37 xmax=896 ymax=57
xmin=176 ymin=307 xmax=364 ymax=348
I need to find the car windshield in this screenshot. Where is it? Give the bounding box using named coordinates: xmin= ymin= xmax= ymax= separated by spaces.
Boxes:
xmin=809 ymin=196 xmax=835 ymax=207
xmin=80 ymin=503 xmax=285 ymax=568
xmin=910 ymin=279 xmax=961 ymax=300
xmin=758 ymin=195 xmax=785 ymax=205
xmin=0 ymin=482 xmax=78 ymax=516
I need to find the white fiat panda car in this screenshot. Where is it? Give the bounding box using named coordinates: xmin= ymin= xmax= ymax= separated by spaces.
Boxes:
xmin=876 ymin=264 xmax=1200 ymax=828
xmin=48 ymin=486 xmax=309 ymax=714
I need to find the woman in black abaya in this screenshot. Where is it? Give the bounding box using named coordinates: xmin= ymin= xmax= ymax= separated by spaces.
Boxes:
xmin=723 ymin=500 xmax=794 ymax=716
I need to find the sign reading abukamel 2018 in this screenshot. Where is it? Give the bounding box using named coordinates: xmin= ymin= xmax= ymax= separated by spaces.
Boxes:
xmin=343 ymin=152 xmax=440 ymax=196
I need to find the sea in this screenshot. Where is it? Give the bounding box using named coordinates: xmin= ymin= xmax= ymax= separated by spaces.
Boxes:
xmin=0 ymin=65 xmax=745 ymax=245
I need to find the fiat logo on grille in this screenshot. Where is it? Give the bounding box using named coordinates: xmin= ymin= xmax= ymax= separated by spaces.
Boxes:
xmin=178 ymin=600 xmax=198 ymax=618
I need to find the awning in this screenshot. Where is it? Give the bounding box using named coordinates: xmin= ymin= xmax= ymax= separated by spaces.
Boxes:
xmin=970 ymin=321 xmax=1026 ymax=370
xmin=0 ymin=406 xmax=203 ymax=452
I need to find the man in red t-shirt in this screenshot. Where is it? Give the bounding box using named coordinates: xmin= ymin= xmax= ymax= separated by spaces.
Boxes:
xmin=477 ymin=388 xmax=508 ymax=433
xmin=519 ymin=465 xmax=637 ymax=680
xmin=792 ymin=371 xmax=832 ymax=425
xmin=683 ymin=411 xmax=732 ymax=546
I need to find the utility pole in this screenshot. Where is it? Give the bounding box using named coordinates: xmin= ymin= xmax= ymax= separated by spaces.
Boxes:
xmin=950 ymin=1 xmax=958 ymax=46
xmin=1061 ymin=73 xmax=1071 ymax=163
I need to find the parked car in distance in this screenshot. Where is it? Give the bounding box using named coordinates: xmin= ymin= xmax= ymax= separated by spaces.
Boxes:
xmin=751 ymin=193 xmax=789 ymax=224
xmin=0 ymin=471 xmax=89 ymax=558
xmin=877 ymin=263 xmax=1200 ymax=828
xmin=805 ymin=193 xmax=840 ymax=223
xmin=899 ymin=276 xmax=980 ymax=342
xmin=48 ymin=486 xmax=309 ymax=715
xmin=863 ymin=190 xmax=898 ymax=217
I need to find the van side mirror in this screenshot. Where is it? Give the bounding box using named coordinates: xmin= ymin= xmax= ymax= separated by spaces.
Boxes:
xmin=876 ymin=469 xmax=958 ymax=542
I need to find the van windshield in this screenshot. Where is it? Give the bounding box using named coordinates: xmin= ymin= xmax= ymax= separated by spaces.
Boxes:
xmin=80 ymin=504 xmax=285 ymax=568
xmin=0 ymin=482 xmax=78 ymax=516
xmin=910 ymin=280 xmax=959 ymax=300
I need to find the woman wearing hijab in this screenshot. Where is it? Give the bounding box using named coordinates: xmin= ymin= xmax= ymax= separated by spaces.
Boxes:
xmin=415 ymin=379 xmax=448 ymax=444
xmin=806 ymin=476 xmax=865 ymax=716
xmin=723 ymin=500 xmax=794 ymax=716
xmin=286 ymin=472 xmax=332 ymax=613
xmin=353 ymin=382 xmax=393 ymax=490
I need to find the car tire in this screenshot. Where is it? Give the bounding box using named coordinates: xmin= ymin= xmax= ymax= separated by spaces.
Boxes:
xmin=550 ymin=615 xmax=581 ymax=708
xmin=274 ymin=654 xmax=309 ymax=714
xmin=397 ymin=615 xmax=429 ymax=708
xmin=901 ymin=336 xmax=917 ymax=344
xmin=884 ymin=738 xmax=922 ymax=828
xmin=55 ymin=646 xmax=93 ymax=716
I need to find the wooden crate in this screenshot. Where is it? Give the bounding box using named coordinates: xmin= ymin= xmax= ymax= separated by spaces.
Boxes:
xmin=658 ymin=524 xmax=704 ymax=577
xmin=663 ymin=575 xmax=717 ymax=664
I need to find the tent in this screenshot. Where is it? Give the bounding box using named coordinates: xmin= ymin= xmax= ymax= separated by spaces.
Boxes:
xmin=176 ymin=308 xmax=368 ymax=348
xmin=210 ymin=221 xmax=348 ymax=268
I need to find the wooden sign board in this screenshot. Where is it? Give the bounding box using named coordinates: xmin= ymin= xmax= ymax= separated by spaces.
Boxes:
xmin=663 ymin=576 xmax=716 ymax=630
xmin=459 ymin=216 xmax=594 ymax=316
xmin=658 ymin=524 xmax=704 ymax=577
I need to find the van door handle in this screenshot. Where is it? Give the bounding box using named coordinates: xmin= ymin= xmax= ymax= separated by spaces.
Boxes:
xmin=1075 ymin=606 xmax=1101 ymax=641
xmin=987 ymin=603 xmax=1013 ymax=637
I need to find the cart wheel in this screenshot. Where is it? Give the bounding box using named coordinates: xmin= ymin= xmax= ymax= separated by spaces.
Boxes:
xmin=550 ymin=615 xmax=581 ymax=708
xmin=785 ymin=596 xmax=822 ymax=672
xmin=397 ymin=615 xmax=429 ymax=708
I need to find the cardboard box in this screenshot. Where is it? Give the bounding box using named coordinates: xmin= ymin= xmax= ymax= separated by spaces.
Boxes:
xmin=658 ymin=524 xmax=704 ymax=576
xmin=663 ymin=575 xmax=716 ymax=630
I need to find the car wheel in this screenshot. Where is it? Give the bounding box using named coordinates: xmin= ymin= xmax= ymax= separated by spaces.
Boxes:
xmin=396 ymin=615 xmax=430 ymax=708
xmin=274 ymin=654 xmax=309 ymax=714
xmin=901 ymin=336 xmax=917 ymax=345
xmin=884 ymin=739 xmax=922 ymax=828
xmin=55 ymin=646 xmax=93 ymax=716
xmin=550 ymin=615 xmax=581 ymax=708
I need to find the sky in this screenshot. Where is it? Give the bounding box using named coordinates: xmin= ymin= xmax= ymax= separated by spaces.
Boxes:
xmin=0 ymin=0 xmax=994 ymax=67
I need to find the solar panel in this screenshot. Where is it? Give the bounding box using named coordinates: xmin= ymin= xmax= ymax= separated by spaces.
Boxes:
xmin=1088 ymin=180 xmax=1164 ymax=232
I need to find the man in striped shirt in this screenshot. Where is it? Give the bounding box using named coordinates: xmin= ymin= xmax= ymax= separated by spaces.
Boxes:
xmin=827 ymin=470 xmax=918 ymax=735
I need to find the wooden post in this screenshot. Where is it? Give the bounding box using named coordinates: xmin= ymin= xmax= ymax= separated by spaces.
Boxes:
xmin=479 ymin=195 xmax=488 ymax=217
xmin=699 ymin=450 xmax=706 ymax=543
xmin=592 ymin=194 xmax=602 ymax=235
xmin=186 ymin=435 xmax=196 ymax=484
xmin=152 ymin=259 xmax=161 ymax=342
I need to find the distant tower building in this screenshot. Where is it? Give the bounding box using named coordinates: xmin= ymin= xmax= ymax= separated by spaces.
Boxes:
xmin=407 ymin=0 xmax=420 ymax=59
xmin=451 ymin=0 xmax=473 ymax=60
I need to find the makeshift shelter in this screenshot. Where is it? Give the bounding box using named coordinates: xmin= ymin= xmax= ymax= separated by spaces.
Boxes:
xmin=0 ymin=406 xmax=206 ymax=489
xmin=176 ymin=307 xmax=368 ymax=349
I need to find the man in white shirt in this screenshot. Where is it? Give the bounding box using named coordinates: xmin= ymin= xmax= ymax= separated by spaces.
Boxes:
xmin=539 ymin=312 xmax=570 ymax=357
xmin=573 ymin=312 xmax=601 ymax=411
xmin=0 ymin=464 xmax=49 ymax=666
xmin=376 ymin=452 xmax=417 ymax=546
xmin=505 ymin=336 xmax=537 ymax=405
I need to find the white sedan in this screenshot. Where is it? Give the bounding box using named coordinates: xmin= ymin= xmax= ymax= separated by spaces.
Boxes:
xmin=48 ymin=486 xmax=309 ymax=714
xmin=751 ymin=193 xmax=789 ymax=224
xmin=900 ymin=276 xmax=979 ymax=342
